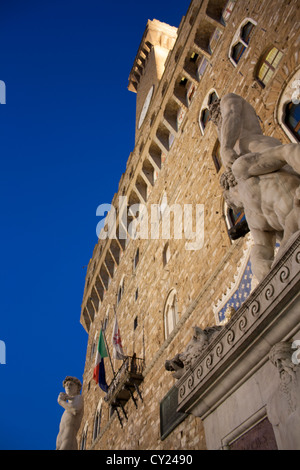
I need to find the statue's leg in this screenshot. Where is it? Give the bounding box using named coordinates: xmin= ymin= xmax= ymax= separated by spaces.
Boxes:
xmin=278 ymin=143 xmax=300 ymax=175
xmin=56 ymin=433 xmax=61 ymax=450
xmin=232 ymin=149 xmax=286 ymax=180
xmin=233 ymin=144 xmax=300 ymax=180
xmin=58 ymin=437 xmax=78 ymax=450
xmin=250 ymin=229 xmax=276 ymax=281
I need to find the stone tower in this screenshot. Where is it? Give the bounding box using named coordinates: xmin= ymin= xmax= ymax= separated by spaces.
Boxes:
xmin=77 ymin=0 xmax=300 ymax=451
xmin=128 ymin=19 xmax=177 ymax=140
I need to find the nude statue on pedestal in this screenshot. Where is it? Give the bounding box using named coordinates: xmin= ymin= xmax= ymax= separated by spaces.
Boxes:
xmin=210 ymin=93 xmax=300 ymax=281
xmin=56 ymin=376 xmax=84 ymax=450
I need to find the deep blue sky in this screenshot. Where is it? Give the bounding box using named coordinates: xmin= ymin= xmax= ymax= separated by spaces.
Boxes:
xmin=0 ymin=0 xmax=190 ymax=450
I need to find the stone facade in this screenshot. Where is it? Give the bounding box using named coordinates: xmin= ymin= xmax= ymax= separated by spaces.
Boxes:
xmin=77 ymin=0 xmax=300 ymax=450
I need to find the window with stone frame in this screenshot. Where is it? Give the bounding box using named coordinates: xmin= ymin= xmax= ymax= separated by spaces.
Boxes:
xmin=241 ymin=20 xmax=255 ymax=44
xmin=163 ymin=242 xmax=171 ymax=267
xmin=80 ymin=423 xmax=88 ymax=450
xmin=133 ymin=247 xmax=140 ymax=270
xmin=284 ymin=101 xmax=300 ymax=142
xmin=256 ymin=47 xmax=283 ymax=88
xmin=228 ymin=207 xmax=245 ymax=228
xmin=224 ymin=201 xmax=249 ymax=241
xmin=276 ymin=71 xmax=300 ymax=143
xmin=230 ymin=19 xmax=256 ymax=66
xmin=93 ymin=400 xmax=102 ymax=442
xmin=200 ymin=108 xmax=210 ymax=132
xmin=212 ymin=140 xmax=222 ymax=173
xmin=90 ymin=332 xmax=98 ymax=359
xmin=164 ymin=289 xmax=178 ymax=339
xmin=117 ymin=277 xmax=125 ymax=304
xmin=199 ymin=90 xmax=219 ymax=133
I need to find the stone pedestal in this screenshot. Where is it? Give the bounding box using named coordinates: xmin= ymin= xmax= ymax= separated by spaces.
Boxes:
xmin=175 ymin=233 xmax=300 ymax=450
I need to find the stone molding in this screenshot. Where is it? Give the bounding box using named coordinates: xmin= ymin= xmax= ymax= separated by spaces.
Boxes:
xmin=176 ymin=232 xmax=300 ymax=418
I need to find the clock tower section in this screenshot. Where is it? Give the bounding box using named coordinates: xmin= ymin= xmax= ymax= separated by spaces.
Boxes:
xmin=128 ymin=19 xmax=177 ymax=142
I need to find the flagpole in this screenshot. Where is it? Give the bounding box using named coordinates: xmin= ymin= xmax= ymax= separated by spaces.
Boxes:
xmin=101 ymin=320 xmax=116 ymax=379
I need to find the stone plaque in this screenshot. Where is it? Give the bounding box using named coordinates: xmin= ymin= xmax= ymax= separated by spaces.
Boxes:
xmin=160 ymin=386 xmax=186 ymax=440
xmin=229 ymin=418 xmax=277 ymax=450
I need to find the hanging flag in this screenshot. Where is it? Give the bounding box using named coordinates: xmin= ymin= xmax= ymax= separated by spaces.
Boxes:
xmin=93 ymin=329 xmax=109 ymax=392
xmin=112 ymin=314 xmax=126 ymax=360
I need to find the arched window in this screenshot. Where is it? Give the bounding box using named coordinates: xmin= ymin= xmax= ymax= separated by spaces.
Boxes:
xmin=164 ymin=289 xmax=179 ymax=339
xmin=133 ymin=247 xmax=140 ymax=270
xmin=256 ymin=47 xmax=283 ymax=87
xmin=103 ymin=306 xmax=110 ymax=331
xmin=228 ymin=207 xmax=244 ymax=228
xmin=277 ymin=70 xmax=300 ymax=143
xmin=212 ymin=140 xmax=222 ymax=173
xmin=200 ymin=108 xmax=210 ymax=131
xmin=284 ymin=101 xmax=300 ymax=142
xmin=80 ymin=423 xmax=88 ymax=450
xmin=163 ymin=242 xmax=171 ymax=266
xmin=229 ymin=18 xmax=257 ymax=66
xmin=208 ymin=91 xmax=218 ymax=105
xmin=117 ymin=277 xmax=125 ymax=304
xmin=93 ymin=400 xmax=102 ymax=442
xmin=199 ymin=89 xmax=219 ymax=134
xmin=241 ymin=21 xmax=255 ymax=44
xmin=90 ymin=331 xmax=98 ymax=359
xmin=231 ymin=42 xmax=246 ymax=64
xmin=159 ymin=191 xmax=168 ymax=220
xmin=224 ymin=201 xmax=249 ymax=241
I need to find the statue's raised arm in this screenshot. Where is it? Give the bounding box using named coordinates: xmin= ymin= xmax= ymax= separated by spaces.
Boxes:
xmin=219 ymin=93 xmax=244 ymax=169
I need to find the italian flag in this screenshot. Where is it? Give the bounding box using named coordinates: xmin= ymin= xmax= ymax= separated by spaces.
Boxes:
xmin=93 ymin=329 xmax=109 ymax=392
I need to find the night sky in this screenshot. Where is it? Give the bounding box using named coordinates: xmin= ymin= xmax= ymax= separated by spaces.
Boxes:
xmin=0 ymin=0 xmax=190 ymax=450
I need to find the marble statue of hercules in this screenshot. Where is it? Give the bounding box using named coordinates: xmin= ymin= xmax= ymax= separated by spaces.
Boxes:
xmin=210 ymin=93 xmax=300 ymax=280
xmin=56 ymin=376 xmax=84 ymax=451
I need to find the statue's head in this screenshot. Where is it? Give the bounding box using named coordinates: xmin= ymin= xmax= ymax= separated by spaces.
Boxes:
xmin=220 ymin=170 xmax=243 ymax=212
xmin=220 ymin=170 xmax=237 ymax=190
xmin=269 ymin=342 xmax=293 ymax=366
xmin=269 ymin=342 xmax=296 ymax=382
xmin=63 ymin=376 xmax=82 ymax=396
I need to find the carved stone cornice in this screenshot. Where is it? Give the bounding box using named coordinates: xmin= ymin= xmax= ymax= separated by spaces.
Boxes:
xmin=175 ymin=232 xmax=300 ymax=419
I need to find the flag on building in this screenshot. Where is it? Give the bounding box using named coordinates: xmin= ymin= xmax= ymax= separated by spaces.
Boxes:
xmin=93 ymin=329 xmax=108 ymax=392
xmin=112 ymin=314 xmax=126 ymax=360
